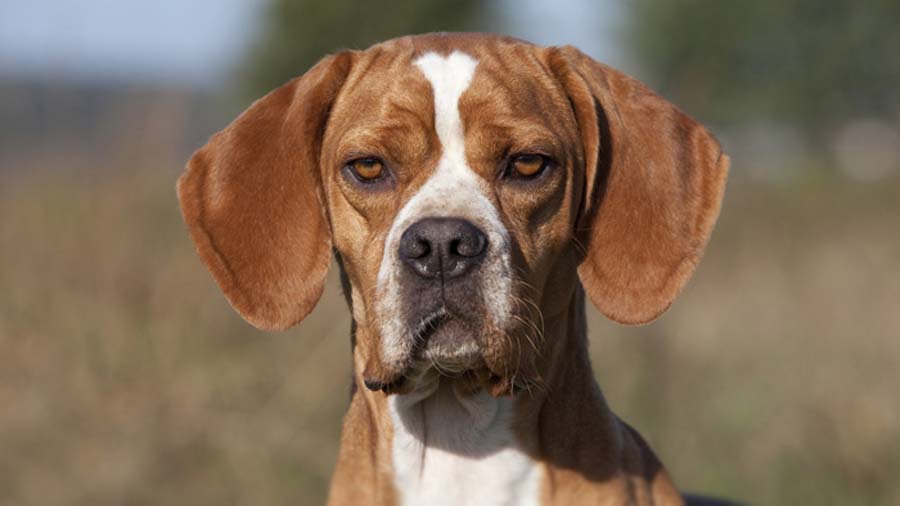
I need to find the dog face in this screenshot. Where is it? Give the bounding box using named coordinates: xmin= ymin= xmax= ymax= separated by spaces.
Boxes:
xmin=178 ymin=34 xmax=728 ymax=395
xmin=321 ymin=42 xmax=587 ymax=393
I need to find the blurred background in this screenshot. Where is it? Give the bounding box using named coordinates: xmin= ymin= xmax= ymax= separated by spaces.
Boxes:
xmin=1 ymin=0 xmax=898 ymax=504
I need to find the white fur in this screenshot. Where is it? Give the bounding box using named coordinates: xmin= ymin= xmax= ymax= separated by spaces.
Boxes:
xmin=373 ymin=51 xmax=538 ymax=505
xmin=389 ymin=376 xmax=541 ymax=506
xmin=375 ymin=51 xmax=512 ymax=371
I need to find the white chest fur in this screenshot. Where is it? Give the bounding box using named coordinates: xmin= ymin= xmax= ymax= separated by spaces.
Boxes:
xmin=389 ymin=380 xmax=542 ymax=506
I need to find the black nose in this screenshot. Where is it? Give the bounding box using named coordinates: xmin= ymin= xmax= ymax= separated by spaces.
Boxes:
xmin=399 ymin=218 xmax=488 ymax=280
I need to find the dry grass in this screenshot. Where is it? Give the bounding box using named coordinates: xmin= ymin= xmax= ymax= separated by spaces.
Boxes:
xmin=1 ymin=156 xmax=898 ymax=505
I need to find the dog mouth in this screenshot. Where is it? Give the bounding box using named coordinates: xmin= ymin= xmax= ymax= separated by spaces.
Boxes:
xmin=409 ymin=307 xmax=482 ymax=374
xmin=412 ymin=307 xmax=450 ymax=346
xmin=369 ymin=303 xmax=530 ymax=398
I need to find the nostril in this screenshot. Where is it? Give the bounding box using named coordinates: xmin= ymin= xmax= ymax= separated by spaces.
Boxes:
xmin=407 ymin=237 xmax=430 ymax=259
xmin=399 ymin=229 xmax=432 ymax=261
xmin=452 ymin=232 xmax=487 ymax=258
xmin=399 ymin=218 xmax=487 ymax=280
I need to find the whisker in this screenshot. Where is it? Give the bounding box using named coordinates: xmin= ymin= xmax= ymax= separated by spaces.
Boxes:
xmin=512 ymin=314 xmax=543 ymax=358
xmin=570 ymin=235 xmax=588 ymax=257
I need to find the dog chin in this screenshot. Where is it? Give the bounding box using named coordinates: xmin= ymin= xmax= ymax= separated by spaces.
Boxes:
xmin=414 ymin=316 xmax=482 ymax=373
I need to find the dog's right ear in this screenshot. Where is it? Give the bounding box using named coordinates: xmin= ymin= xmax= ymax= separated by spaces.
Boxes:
xmin=177 ymin=52 xmax=354 ymax=331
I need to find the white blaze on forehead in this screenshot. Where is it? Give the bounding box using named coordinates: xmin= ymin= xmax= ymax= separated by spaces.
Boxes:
xmin=375 ymin=50 xmax=512 ymax=371
xmin=414 ymin=51 xmax=477 ymax=162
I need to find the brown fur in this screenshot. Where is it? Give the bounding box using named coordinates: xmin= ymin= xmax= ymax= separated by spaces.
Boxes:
xmin=178 ymin=33 xmax=729 ymax=505
xmin=177 ymin=52 xmax=354 ymax=331
xmin=546 ymin=46 xmax=729 ymax=325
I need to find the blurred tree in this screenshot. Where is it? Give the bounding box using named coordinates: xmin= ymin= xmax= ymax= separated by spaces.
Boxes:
xmin=239 ymin=0 xmax=492 ymax=100
xmin=626 ymin=0 xmax=900 ymax=142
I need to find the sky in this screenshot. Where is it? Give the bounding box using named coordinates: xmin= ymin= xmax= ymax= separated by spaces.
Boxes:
xmin=0 ymin=0 xmax=265 ymax=87
xmin=0 ymin=0 xmax=624 ymax=89
xmin=495 ymin=0 xmax=626 ymax=70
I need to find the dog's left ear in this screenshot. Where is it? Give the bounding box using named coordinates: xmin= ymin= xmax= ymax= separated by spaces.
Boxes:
xmin=177 ymin=52 xmax=354 ymax=331
xmin=547 ymin=46 xmax=729 ymax=325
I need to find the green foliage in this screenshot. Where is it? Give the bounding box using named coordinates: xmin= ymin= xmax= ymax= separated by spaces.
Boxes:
xmin=626 ymin=1 xmax=900 ymax=139
xmin=239 ymin=0 xmax=491 ymax=99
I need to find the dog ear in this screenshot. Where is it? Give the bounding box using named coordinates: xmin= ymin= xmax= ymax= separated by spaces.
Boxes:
xmin=548 ymin=46 xmax=729 ymax=325
xmin=177 ymin=52 xmax=354 ymax=331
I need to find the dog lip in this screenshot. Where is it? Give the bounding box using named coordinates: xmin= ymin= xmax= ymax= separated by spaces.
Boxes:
xmin=363 ymin=376 xmax=406 ymax=393
xmin=412 ymin=307 xmax=450 ymax=348
xmin=363 ymin=378 xmax=384 ymax=391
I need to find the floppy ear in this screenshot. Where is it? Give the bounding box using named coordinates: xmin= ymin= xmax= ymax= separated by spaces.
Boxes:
xmin=548 ymin=46 xmax=729 ymax=325
xmin=177 ymin=52 xmax=353 ymax=331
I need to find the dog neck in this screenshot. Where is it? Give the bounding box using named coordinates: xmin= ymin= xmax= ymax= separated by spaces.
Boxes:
xmin=327 ymin=286 xmax=682 ymax=506
xmin=387 ymin=374 xmax=541 ymax=506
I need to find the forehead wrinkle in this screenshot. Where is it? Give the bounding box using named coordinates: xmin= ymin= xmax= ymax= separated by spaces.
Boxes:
xmin=338 ymin=123 xmax=425 ymax=152
xmin=383 ymin=106 xmax=432 ymax=137
xmin=466 ymin=76 xmax=555 ymax=124
xmin=340 ymin=46 xmax=406 ymax=96
xmin=333 ymin=67 xmax=435 ymax=169
xmin=462 ymin=101 xmax=577 ymax=174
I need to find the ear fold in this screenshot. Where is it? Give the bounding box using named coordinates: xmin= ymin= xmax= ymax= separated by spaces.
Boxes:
xmin=177 ymin=52 xmax=353 ymax=331
xmin=548 ymin=46 xmax=729 ymax=325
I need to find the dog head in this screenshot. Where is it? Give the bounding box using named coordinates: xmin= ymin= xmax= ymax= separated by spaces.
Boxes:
xmin=178 ymin=34 xmax=728 ymax=395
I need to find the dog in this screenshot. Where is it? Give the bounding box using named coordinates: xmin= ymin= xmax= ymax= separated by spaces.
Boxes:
xmin=178 ymin=33 xmax=729 ymax=506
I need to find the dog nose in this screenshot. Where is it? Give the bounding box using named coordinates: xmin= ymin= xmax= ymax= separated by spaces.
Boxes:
xmin=399 ymin=218 xmax=488 ymax=280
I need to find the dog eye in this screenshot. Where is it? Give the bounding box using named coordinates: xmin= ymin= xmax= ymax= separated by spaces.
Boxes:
xmin=509 ymin=154 xmax=550 ymax=178
xmin=348 ymin=158 xmax=385 ymax=182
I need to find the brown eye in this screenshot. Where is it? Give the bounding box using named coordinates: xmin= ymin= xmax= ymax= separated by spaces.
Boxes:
xmin=510 ymin=154 xmax=548 ymax=177
xmin=349 ymin=158 xmax=384 ymax=181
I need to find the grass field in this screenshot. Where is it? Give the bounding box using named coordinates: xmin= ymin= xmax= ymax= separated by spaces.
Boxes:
xmin=1 ymin=153 xmax=898 ymax=505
